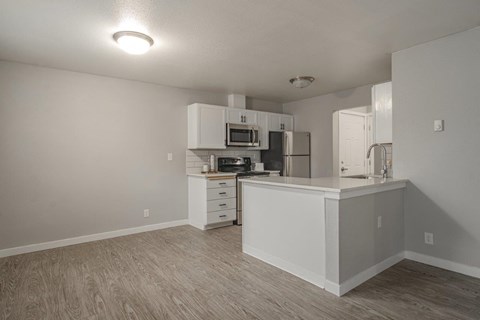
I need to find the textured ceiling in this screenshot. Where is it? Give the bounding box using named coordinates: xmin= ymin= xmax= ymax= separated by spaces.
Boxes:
xmin=1 ymin=0 xmax=479 ymax=102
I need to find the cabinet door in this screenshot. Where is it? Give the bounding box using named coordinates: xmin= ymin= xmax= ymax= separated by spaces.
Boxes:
xmin=282 ymin=115 xmax=294 ymax=131
xmin=249 ymin=112 xmax=269 ymax=150
xmin=373 ymin=82 xmax=392 ymax=143
xmin=227 ymin=109 xmax=258 ymax=125
xmin=227 ymin=109 xmax=244 ymax=124
xmin=243 ymin=110 xmax=258 ymax=125
xmin=188 ymin=104 xmax=226 ymax=149
xmin=268 ymin=113 xmax=293 ymax=131
xmin=268 ymin=113 xmax=282 ymax=131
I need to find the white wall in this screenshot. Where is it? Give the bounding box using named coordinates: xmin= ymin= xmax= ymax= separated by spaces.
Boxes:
xmin=0 ymin=61 xmax=231 ymax=250
xmin=393 ymin=27 xmax=480 ymax=268
xmin=283 ymin=86 xmax=372 ymax=177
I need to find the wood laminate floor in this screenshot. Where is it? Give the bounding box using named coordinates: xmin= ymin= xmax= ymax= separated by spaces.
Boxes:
xmin=1 ymin=225 xmax=480 ymax=320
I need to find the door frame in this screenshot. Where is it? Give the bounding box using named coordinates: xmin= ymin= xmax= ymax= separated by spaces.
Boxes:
xmin=333 ymin=109 xmax=368 ymax=176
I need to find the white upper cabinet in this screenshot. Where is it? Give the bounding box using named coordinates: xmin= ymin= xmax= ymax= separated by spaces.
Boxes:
xmin=268 ymin=113 xmax=294 ymax=131
xmin=188 ymin=103 xmax=226 ymax=149
xmin=188 ymin=103 xmax=294 ymax=150
xmin=248 ymin=112 xmax=269 ymax=150
xmin=282 ymin=115 xmax=294 ymax=131
xmin=372 ymin=82 xmax=392 ymax=144
xmin=227 ymin=109 xmax=258 ymax=125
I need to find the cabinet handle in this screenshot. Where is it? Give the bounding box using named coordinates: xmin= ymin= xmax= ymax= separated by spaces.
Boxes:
xmin=219 ymin=214 xmax=227 ymax=218
xmin=219 ymin=182 xmax=227 ymax=185
xmin=219 ymin=203 xmax=227 ymax=207
xmin=219 ymin=192 xmax=227 ymax=195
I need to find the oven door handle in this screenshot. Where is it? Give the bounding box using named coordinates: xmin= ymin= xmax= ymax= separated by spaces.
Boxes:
xmin=251 ymin=128 xmax=256 ymax=145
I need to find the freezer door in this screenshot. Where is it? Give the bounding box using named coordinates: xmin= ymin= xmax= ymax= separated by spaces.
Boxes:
xmin=283 ymin=132 xmax=310 ymax=155
xmin=283 ymin=155 xmax=310 ymax=178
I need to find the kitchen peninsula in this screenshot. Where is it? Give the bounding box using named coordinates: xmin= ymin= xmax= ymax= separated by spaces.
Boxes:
xmin=240 ymin=176 xmax=407 ymax=296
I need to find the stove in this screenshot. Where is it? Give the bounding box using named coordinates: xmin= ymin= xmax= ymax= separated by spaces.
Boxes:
xmin=217 ymin=157 xmax=269 ymax=225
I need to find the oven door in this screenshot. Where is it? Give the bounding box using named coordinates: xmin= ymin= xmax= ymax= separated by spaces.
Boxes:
xmin=227 ymin=123 xmax=259 ymax=147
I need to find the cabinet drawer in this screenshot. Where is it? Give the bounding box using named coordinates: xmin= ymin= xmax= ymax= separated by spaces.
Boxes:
xmin=207 ymin=179 xmax=236 ymax=189
xmin=207 ymin=187 xmax=236 ymax=200
xmin=207 ymin=209 xmax=236 ymax=225
xmin=207 ymin=198 xmax=236 ymax=212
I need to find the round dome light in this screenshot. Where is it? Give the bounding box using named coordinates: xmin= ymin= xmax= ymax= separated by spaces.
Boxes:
xmin=289 ymin=76 xmax=315 ymax=88
xmin=113 ymin=31 xmax=154 ymax=55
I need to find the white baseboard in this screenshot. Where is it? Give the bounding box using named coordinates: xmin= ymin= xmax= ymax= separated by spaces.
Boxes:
xmin=405 ymin=251 xmax=480 ymax=279
xmin=0 ymin=219 xmax=188 ymax=258
xmin=243 ymin=244 xmax=325 ymax=289
xmin=335 ymin=251 xmax=405 ymax=296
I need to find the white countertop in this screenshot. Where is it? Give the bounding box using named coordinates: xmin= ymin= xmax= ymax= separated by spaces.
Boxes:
xmin=240 ymin=176 xmax=407 ymax=193
xmin=187 ymin=172 xmax=237 ymax=178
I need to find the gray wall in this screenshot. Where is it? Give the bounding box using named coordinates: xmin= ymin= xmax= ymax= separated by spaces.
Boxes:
xmin=0 ymin=61 xmax=231 ymax=250
xmin=393 ymin=27 xmax=480 ymax=268
xmin=283 ymin=85 xmax=372 ymax=177
xmin=246 ymin=97 xmax=283 ymax=113
xmin=338 ymin=190 xmax=404 ymax=282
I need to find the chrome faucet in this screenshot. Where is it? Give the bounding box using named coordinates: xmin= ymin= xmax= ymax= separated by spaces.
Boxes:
xmin=367 ymin=143 xmax=388 ymax=178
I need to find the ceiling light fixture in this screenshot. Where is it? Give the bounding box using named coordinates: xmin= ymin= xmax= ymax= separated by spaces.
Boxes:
xmin=289 ymin=76 xmax=315 ymax=89
xmin=113 ymin=31 xmax=154 ymax=55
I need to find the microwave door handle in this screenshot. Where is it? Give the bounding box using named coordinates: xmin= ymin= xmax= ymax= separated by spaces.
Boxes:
xmin=251 ymin=128 xmax=256 ymax=145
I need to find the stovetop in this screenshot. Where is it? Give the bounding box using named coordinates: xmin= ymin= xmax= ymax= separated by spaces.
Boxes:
xmin=217 ymin=156 xmax=269 ymax=177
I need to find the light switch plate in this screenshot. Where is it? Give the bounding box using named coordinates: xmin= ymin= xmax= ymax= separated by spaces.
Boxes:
xmin=167 ymin=153 xmax=173 ymax=161
xmin=434 ymin=120 xmax=444 ymax=132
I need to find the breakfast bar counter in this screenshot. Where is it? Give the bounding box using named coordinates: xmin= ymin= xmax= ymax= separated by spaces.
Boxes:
xmin=240 ymin=176 xmax=407 ymax=296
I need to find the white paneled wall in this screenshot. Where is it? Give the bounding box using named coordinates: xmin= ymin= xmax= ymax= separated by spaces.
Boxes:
xmin=186 ymin=149 xmax=260 ymax=174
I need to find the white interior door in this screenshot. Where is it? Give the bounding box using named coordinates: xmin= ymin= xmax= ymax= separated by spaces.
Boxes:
xmin=339 ymin=112 xmax=366 ymax=176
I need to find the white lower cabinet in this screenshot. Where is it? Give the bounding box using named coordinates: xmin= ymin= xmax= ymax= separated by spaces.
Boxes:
xmin=188 ymin=176 xmax=237 ymax=230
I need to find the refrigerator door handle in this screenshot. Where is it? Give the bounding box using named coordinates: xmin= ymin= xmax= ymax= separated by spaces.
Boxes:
xmin=285 ymin=156 xmax=289 ymax=176
xmin=284 ymin=133 xmax=289 ymax=176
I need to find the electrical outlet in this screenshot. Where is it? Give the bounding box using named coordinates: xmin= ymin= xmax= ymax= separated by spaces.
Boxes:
xmin=377 ymin=216 xmax=382 ymax=228
xmin=424 ymin=232 xmax=434 ymax=245
xmin=144 ymin=209 xmax=150 ymax=218
xmin=167 ymin=153 xmax=173 ymax=161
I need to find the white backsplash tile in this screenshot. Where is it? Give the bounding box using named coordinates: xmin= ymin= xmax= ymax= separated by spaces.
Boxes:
xmin=186 ymin=148 xmax=261 ymax=174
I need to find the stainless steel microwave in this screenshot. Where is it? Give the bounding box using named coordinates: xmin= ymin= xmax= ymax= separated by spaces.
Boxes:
xmin=226 ymin=123 xmax=260 ymax=147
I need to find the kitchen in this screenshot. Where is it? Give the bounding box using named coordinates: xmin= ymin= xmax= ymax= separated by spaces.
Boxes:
xmin=186 ymin=84 xmax=406 ymax=296
xmin=1 ymin=1 xmax=480 ymax=319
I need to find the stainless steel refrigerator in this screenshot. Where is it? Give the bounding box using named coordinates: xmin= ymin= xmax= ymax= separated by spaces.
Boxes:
xmin=261 ymin=131 xmax=311 ymax=177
